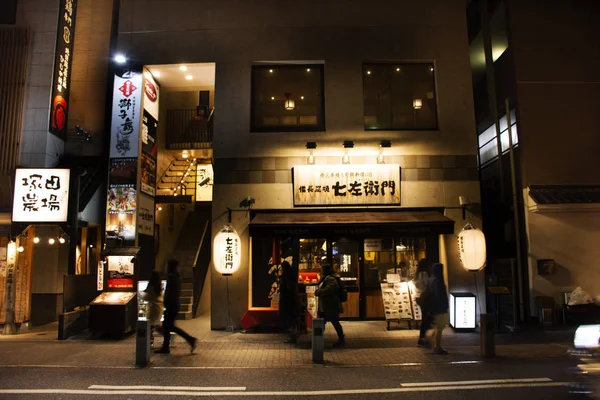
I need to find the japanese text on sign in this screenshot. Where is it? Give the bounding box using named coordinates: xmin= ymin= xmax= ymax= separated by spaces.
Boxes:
xmin=293 ymin=164 xmax=401 ymax=206
xmin=12 ymin=169 xmax=70 ymax=222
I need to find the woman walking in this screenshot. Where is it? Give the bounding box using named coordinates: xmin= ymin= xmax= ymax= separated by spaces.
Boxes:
xmin=142 ymin=271 xmax=164 ymax=346
xmin=428 ymin=262 xmax=449 ymax=355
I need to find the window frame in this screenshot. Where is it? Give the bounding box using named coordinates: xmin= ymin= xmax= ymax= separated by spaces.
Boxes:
xmin=250 ymin=63 xmax=326 ymax=133
xmin=362 ymin=61 xmax=439 ymax=131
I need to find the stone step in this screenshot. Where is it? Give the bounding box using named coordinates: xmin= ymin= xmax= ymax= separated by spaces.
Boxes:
xmin=180 ymin=296 xmax=193 ymax=305
xmin=181 ymin=289 xmax=193 ymax=297
xmin=179 ymin=303 xmax=192 ymax=313
xmin=176 ymin=311 xmax=193 ymax=320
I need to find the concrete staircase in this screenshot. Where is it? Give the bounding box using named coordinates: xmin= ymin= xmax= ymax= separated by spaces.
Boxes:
xmin=170 ymin=210 xmax=208 ymax=320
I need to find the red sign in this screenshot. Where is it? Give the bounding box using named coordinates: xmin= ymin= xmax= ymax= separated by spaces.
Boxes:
xmin=144 ymin=80 xmax=157 ymax=102
xmin=118 ymin=80 xmax=137 ymax=98
xmin=107 ymin=278 xmax=134 ymax=289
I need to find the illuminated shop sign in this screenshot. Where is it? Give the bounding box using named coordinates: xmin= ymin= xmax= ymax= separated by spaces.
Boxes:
xmin=12 ymin=169 xmax=70 ymax=222
xmin=449 ymin=293 xmax=476 ymax=330
xmin=106 ymin=255 xmax=135 ymax=289
xmin=49 ymin=0 xmax=77 ymax=139
xmin=293 ymin=164 xmax=401 ymax=206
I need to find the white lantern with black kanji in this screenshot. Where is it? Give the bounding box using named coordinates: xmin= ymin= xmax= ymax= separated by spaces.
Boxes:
xmin=214 ymin=224 xmax=241 ymax=275
xmin=457 ymin=222 xmax=486 ymax=272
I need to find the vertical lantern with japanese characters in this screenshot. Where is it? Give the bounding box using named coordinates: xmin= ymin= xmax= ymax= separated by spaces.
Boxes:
xmin=457 ymin=223 xmax=486 ymax=272
xmin=214 ymin=225 xmax=241 ymax=275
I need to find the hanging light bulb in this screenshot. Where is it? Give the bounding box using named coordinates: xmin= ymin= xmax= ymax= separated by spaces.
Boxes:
xmin=33 ymin=237 xmax=40 ymax=244
xmin=59 ymin=237 xmax=66 ymax=244
xmin=48 ymin=238 xmax=56 ymax=245
xmin=17 ymin=246 xmax=24 ymax=253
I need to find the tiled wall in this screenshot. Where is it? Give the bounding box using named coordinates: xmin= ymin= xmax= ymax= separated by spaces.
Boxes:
xmin=214 ymin=155 xmax=478 ymax=184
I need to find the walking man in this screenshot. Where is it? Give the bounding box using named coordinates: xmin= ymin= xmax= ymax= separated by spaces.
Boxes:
xmin=155 ymin=259 xmax=197 ymax=354
xmin=428 ymin=262 xmax=449 ymax=355
xmin=315 ymin=263 xmax=345 ymax=347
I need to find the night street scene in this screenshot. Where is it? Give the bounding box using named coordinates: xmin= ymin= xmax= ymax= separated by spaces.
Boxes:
xmin=1 ymin=0 xmax=599 ymax=399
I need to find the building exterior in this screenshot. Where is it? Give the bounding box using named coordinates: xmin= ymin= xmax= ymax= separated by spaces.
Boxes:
xmin=109 ymin=0 xmax=483 ymax=329
xmin=2 ymin=0 xmax=487 ymax=333
xmin=467 ymin=0 xmax=600 ymax=326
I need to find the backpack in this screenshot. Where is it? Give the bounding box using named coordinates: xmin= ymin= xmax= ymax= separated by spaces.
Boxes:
xmin=334 ymin=276 xmax=348 ymax=303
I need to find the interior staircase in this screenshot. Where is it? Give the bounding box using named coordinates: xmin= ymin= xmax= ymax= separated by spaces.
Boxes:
xmin=170 ymin=207 xmax=211 ymax=320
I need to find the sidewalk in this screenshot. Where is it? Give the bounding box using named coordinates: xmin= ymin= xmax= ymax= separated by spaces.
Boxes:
xmin=0 ymin=317 xmax=575 ymax=369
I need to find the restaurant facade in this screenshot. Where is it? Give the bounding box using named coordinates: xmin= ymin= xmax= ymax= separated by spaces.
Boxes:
xmin=106 ymin=0 xmax=485 ymax=329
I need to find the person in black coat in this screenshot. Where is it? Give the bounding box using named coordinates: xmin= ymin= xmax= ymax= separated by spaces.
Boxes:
xmin=279 ymin=261 xmax=300 ymax=343
xmin=155 ymin=259 xmax=197 ymax=354
xmin=315 ymin=263 xmax=345 ymax=346
xmin=428 ymin=262 xmax=449 ymax=355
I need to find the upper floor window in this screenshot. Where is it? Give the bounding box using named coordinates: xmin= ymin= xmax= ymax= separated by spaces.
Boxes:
xmin=363 ymin=63 xmax=437 ymax=130
xmin=251 ymin=64 xmax=325 ymax=132
xmin=0 ymin=0 xmax=17 ymax=24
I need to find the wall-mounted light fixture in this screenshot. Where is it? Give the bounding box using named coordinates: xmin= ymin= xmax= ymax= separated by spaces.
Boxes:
xmin=284 ymin=93 xmax=295 ymax=111
xmin=342 ymin=141 xmax=354 ymax=164
xmin=378 ymin=140 xmax=391 ymax=164
xmin=413 ymin=98 xmax=423 ymax=110
xmin=306 ymin=141 xmax=317 ymax=165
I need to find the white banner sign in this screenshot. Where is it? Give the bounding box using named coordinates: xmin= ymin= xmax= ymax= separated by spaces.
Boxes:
xmin=293 ymin=164 xmax=401 ymax=206
xmin=137 ymin=193 xmax=154 ymax=236
xmin=12 ymin=168 xmax=70 ymax=222
xmin=97 ymin=261 xmax=104 ymax=291
xmin=109 ymin=71 xmax=143 ymax=158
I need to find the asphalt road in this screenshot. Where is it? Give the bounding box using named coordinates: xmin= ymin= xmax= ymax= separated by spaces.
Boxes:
xmin=0 ymin=358 xmax=578 ymax=399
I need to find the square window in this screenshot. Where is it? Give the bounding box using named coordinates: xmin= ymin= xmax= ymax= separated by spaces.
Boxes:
xmin=251 ymin=64 xmax=325 ymax=132
xmin=363 ymin=63 xmax=437 ymax=130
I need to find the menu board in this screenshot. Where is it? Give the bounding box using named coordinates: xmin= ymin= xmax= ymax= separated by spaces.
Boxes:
xmin=91 ymin=291 xmax=136 ymax=305
xmin=381 ymin=282 xmax=413 ymax=320
xmin=408 ymin=281 xmax=422 ymax=321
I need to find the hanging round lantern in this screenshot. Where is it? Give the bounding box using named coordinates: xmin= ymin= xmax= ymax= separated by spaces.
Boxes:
xmin=457 ymin=223 xmax=486 ymax=272
xmin=213 ymin=224 xmax=241 ymax=275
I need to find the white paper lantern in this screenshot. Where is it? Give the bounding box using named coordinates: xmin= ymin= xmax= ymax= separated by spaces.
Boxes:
xmin=214 ymin=224 xmax=241 ymax=275
xmin=457 ymin=223 xmax=486 ymax=272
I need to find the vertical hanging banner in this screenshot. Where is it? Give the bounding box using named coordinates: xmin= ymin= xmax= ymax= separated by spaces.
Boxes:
xmin=106 ymin=70 xmax=143 ymax=246
xmin=49 ymin=0 xmax=78 ymax=140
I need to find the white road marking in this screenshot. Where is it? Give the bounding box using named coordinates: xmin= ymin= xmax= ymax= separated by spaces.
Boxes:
xmin=89 ymin=385 xmax=247 ymax=391
xmin=0 ymin=382 xmax=568 ymax=396
xmin=401 ymin=377 xmax=553 ymax=387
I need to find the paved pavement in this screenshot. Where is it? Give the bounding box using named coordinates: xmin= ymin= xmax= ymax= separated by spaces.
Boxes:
xmin=0 ymin=316 xmax=575 ymax=368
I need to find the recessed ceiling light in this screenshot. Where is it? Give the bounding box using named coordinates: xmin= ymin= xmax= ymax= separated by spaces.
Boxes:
xmin=306 ymin=68 xmax=311 ymax=72
xmin=367 ymin=70 xmax=371 ymax=75
xmin=179 ymin=65 xmax=187 ymax=71
xmin=269 ymin=69 xmax=273 ymax=73
xmin=185 ymin=75 xmax=192 ymax=80
xmin=300 ymin=96 xmax=304 ymax=100
xmin=271 ymin=96 xmax=275 ymax=100
xmin=114 ymin=54 xmax=126 ymax=64
xmin=396 ymin=67 xmax=400 ymax=72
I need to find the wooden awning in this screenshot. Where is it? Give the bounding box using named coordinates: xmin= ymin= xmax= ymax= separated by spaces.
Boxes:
xmin=248 ymin=209 xmax=454 ymax=237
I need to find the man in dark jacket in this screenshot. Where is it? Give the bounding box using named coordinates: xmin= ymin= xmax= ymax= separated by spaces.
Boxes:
xmin=315 ymin=263 xmax=345 ymax=346
xmin=428 ymin=262 xmax=449 ymax=355
xmin=279 ymin=261 xmax=301 ymax=344
xmin=155 ymin=259 xmax=197 ymax=354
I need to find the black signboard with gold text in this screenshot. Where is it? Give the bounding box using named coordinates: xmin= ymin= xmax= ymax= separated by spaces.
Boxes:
xmin=49 ymin=0 xmax=77 ymax=140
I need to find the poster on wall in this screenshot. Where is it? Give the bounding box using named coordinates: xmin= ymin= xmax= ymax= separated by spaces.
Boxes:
xmin=97 ymin=261 xmax=104 ymax=291
xmin=49 ymin=0 xmax=78 ymax=140
xmin=106 ymin=255 xmax=135 ymax=289
xmin=109 ymin=71 xmax=142 ymax=158
xmin=137 ymin=193 xmax=154 ymax=236
xmin=108 ymin=158 xmax=136 ymax=187
xmin=293 ymin=164 xmax=401 ymax=206
xmin=12 ymin=169 xmax=70 ymax=223
xmin=140 ymin=153 xmax=156 ymax=197
xmin=141 ymin=111 xmax=158 ymax=157
xmin=105 ymin=187 xmax=137 ymax=245
xmin=195 ymin=164 xmax=213 ymax=202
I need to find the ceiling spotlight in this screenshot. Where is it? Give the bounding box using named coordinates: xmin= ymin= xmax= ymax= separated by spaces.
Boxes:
xmin=33 ymin=237 xmax=40 ymax=244
xmin=179 ymin=65 xmax=187 ymax=71
xmin=306 ymin=68 xmax=311 ymax=72
xmin=271 ymin=96 xmax=275 ymax=100
xmin=182 ymin=152 xmax=189 ymax=159
xmin=17 ymin=246 xmax=24 ymax=253
xmin=269 ymin=69 xmax=273 ymax=73
xmin=158 ymin=206 xmax=163 ymax=211
xmin=301 ymin=96 xmax=304 ymax=100
xmin=114 ymin=54 xmax=126 ymax=64
xmin=185 ymin=75 xmax=193 ymax=80
xmin=48 ymin=238 xmax=55 ymax=245
xmin=59 ymin=237 xmax=66 ymax=244
xmin=366 ymin=70 xmax=371 ymax=75
xmin=396 ymin=67 xmax=401 ymax=72
xmin=413 ymin=98 xmax=423 ymax=110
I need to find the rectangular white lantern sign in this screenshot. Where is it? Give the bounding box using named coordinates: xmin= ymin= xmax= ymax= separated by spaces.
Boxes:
xmin=12 ymin=168 xmax=70 ymax=222
xmin=293 ymin=164 xmax=401 ymax=206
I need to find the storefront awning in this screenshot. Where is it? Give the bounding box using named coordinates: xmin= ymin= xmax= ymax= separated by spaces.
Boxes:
xmin=248 ymin=210 xmax=455 ymax=237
